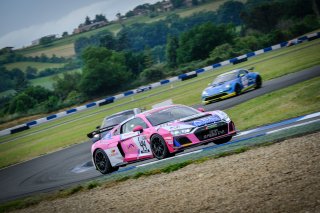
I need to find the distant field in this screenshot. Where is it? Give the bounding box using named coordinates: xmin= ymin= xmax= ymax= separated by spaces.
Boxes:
xmin=17 ymin=0 xmax=232 ymax=58
xmin=4 ymin=62 xmax=64 ymax=72
xmin=0 ymin=39 xmax=319 ymax=168
xmin=23 ymin=43 xmax=75 ymax=58
xmin=30 ymin=68 xmax=82 ymax=90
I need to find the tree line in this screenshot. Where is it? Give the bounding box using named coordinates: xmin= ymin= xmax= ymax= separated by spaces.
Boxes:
xmin=0 ymin=0 xmax=319 ymax=123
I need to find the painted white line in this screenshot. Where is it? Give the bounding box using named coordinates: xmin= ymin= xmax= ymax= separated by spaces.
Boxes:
xmin=266 ymin=119 xmax=320 ymax=134
xmin=136 ymin=150 xmax=203 ymax=168
xmin=236 ymin=112 xmax=320 ymax=137
xmin=297 ymin=112 xmax=320 ymax=121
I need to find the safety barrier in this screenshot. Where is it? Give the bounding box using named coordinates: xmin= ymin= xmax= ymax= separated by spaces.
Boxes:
xmin=0 ymin=32 xmax=319 ymax=136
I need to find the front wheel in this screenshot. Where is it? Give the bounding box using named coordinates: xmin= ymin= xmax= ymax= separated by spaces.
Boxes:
xmin=150 ymin=134 xmax=171 ymax=159
xmin=255 ymin=76 xmax=262 ymax=89
xmin=94 ymin=149 xmax=118 ymax=174
xmin=214 ymin=136 xmax=232 ymax=145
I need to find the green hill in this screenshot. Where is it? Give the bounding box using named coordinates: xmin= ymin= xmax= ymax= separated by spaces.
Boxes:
xmin=16 ymin=0 xmax=235 ymax=58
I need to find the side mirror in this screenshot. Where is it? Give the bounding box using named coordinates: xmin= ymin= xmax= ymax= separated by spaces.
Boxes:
xmin=96 ymin=125 xmax=100 ymax=129
xmin=198 ymin=107 xmax=205 ymax=112
xmin=133 ymin=125 xmax=143 ymax=133
xmin=248 ymin=67 xmax=254 ymax=71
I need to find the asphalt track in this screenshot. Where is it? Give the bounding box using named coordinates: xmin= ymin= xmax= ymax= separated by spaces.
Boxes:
xmin=0 ymin=66 xmax=319 ymax=203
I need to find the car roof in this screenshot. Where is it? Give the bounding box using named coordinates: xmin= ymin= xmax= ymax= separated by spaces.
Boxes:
xmin=140 ymin=104 xmax=192 ymax=116
xmin=218 ymin=69 xmax=241 ymax=76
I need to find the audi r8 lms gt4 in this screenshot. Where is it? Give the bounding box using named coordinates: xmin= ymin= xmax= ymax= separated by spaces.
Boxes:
xmin=87 ymin=108 xmax=141 ymax=143
xmin=90 ymin=104 xmax=236 ymax=174
xmin=201 ymin=68 xmax=262 ymax=105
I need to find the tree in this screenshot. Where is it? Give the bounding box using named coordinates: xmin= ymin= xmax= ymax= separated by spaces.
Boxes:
xmin=0 ymin=66 xmax=13 ymax=92
xmin=79 ymin=47 xmax=131 ymax=96
xmin=94 ymin=14 xmax=107 ymax=23
xmin=39 ymin=36 xmax=55 ymax=47
xmin=139 ymin=64 xmax=165 ymax=82
xmin=25 ymin=66 xmax=37 ymax=79
xmin=216 ymin=1 xmax=245 ymax=25
xmin=99 ymin=31 xmax=117 ymax=50
xmin=171 ymin=0 xmax=184 ymax=8
xmin=53 ymin=72 xmax=81 ymax=99
xmin=8 ymin=93 xmax=36 ymax=114
xmin=11 ymin=68 xmax=28 ymax=91
xmin=62 ymin=31 xmax=69 ymax=37
xmin=166 ymin=36 xmax=179 ymax=67
xmin=144 ymin=47 xmax=154 ymax=68
xmin=85 ymin=16 xmax=92 ymax=25
xmin=177 ymin=23 xmax=235 ymax=64
xmin=241 ymin=2 xmax=283 ymax=33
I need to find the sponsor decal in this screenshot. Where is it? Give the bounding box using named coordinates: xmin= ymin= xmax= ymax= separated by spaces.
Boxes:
xmin=110 ymin=149 xmax=117 ymax=156
xmin=133 ymin=135 xmax=151 ymax=155
xmin=192 ymin=115 xmax=221 ymax=127
xmin=203 ymin=129 xmax=225 ymax=139
xmin=128 ymin=144 xmax=135 ymax=149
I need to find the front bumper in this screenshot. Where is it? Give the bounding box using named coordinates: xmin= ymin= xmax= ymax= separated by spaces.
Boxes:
xmin=170 ymin=121 xmax=237 ymax=150
xmin=202 ymin=92 xmax=236 ymax=105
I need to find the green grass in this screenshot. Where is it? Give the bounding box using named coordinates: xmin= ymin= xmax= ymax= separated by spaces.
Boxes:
xmin=16 ymin=0 xmax=232 ymax=58
xmin=4 ymin=62 xmax=64 ymax=72
xmin=0 ymin=39 xmax=319 ymax=168
xmin=30 ymin=68 xmax=82 ymax=90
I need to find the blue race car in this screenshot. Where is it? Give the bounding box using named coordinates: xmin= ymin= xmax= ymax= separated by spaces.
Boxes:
xmin=201 ymin=68 xmax=262 ymax=105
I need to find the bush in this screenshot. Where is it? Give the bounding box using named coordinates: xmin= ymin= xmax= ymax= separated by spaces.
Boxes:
xmin=139 ymin=64 xmax=166 ymax=83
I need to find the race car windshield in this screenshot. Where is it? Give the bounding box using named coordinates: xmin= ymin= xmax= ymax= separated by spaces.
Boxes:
xmin=212 ymin=72 xmax=237 ymax=85
xmin=101 ymin=111 xmax=135 ymax=128
xmin=146 ymin=106 xmax=199 ymax=126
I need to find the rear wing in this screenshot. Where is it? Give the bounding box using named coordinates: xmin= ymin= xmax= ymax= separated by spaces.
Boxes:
xmin=87 ymin=125 xmax=117 ymax=139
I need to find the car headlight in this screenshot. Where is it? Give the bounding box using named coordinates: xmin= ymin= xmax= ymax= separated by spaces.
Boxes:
xmin=224 ymin=84 xmax=231 ymax=91
xmin=170 ymin=128 xmax=193 ymax=136
xmin=202 ymin=90 xmax=209 ymax=97
xmin=218 ymin=111 xmax=231 ymax=122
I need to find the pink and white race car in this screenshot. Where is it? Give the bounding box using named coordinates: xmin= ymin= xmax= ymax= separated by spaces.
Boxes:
xmin=90 ymin=104 xmax=236 ymax=174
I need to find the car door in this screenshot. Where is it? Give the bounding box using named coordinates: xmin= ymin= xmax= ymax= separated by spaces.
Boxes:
xmin=119 ymin=117 xmax=153 ymax=162
xmin=238 ymin=70 xmax=251 ymax=89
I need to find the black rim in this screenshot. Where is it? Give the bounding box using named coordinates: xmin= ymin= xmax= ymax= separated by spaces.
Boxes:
xmin=257 ymin=78 xmax=261 ymax=87
xmin=152 ymin=137 xmax=165 ymax=158
xmin=95 ymin=151 xmax=107 ymax=171
xmin=235 ymin=85 xmax=241 ymax=95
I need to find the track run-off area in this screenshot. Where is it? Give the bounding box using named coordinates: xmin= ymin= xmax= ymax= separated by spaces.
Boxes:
xmin=0 ymin=64 xmax=319 ymax=203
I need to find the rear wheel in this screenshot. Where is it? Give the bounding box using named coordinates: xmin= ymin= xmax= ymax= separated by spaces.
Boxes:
xmin=255 ymin=76 xmax=262 ymax=89
xmin=94 ymin=149 xmax=118 ymax=174
xmin=235 ymin=84 xmax=241 ymax=96
xmin=214 ymin=136 xmax=232 ymax=145
xmin=151 ymin=134 xmax=171 ymax=159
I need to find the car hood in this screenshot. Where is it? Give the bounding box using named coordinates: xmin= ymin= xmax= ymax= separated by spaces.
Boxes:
xmin=203 ymin=80 xmax=235 ymax=95
xmin=158 ymin=112 xmax=225 ymax=131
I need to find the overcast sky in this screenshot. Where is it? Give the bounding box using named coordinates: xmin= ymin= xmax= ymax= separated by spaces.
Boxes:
xmin=0 ymin=0 xmax=158 ymax=49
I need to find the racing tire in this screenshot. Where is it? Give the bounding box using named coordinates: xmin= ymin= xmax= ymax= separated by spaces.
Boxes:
xmin=150 ymin=134 xmax=171 ymax=160
xmin=94 ymin=149 xmax=117 ymax=174
xmin=214 ymin=136 xmax=232 ymax=145
xmin=255 ymin=75 xmax=262 ymax=89
xmin=235 ymin=84 xmax=241 ymax=96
